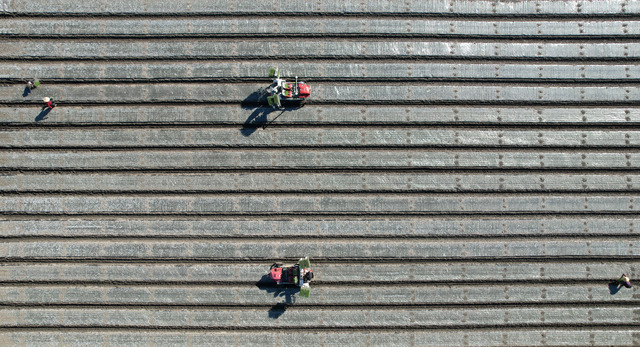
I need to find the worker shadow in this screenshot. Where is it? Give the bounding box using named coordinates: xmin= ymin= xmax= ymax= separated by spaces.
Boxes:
xmin=240 ymin=88 xmax=269 ymax=137
xmin=240 ymin=107 xmax=278 ymax=136
xmin=255 ymin=274 xmax=300 ymax=319
xmin=268 ymin=302 xmax=289 ymax=319
xmin=240 ymin=106 xmax=304 ymax=137
xmin=23 ymin=86 xmax=33 ymax=97
xmin=608 ymin=282 xmax=624 ymax=295
xmin=240 ymin=88 xmax=305 ymax=136
xmin=35 ymin=108 xmax=52 ymax=122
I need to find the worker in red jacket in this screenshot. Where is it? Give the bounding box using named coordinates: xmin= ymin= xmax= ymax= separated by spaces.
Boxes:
xmin=42 ymin=97 xmax=56 ymax=110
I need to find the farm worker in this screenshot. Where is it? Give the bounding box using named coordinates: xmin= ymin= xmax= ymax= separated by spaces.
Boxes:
xmin=26 ymin=79 xmax=39 ymax=91
xmin=303 ymin=270 xmax=314 ymax=282
xmin=42 ymin=97 xmax=56 ymax=109
xmin=617 ymin=274 xmax=632 ymax=288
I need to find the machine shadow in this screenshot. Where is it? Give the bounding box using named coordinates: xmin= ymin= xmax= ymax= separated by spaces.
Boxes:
xmin=240 ymin=88 xmax=304 ymax=137
xmin=255 ymin=274 xmax=300 ymax=319
xmin=240 ymin=89 xmax=265 ymax=109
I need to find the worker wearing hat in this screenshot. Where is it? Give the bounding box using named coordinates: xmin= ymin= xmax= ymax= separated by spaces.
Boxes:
xmin=42 ymin=97 xmax=56 ymax=110
xmin=617 ymin=274 xmax=632 ymax=288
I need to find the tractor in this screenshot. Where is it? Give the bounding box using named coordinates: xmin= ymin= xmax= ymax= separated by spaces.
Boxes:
xmin=269 ymin=257 xmax=314 ymax=298
xmin=266 ymin=67 xmax=310 ymax=108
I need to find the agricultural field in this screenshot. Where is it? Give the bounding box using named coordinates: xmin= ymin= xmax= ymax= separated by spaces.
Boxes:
xmin=0 ymin=1 xmax=639 ymax=346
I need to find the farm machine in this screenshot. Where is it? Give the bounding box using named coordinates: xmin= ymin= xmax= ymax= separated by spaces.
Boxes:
xmin=266 ymin=67 xmax=310 ymax=108
xmin=269 ymin=257 xmax=314 ymax=298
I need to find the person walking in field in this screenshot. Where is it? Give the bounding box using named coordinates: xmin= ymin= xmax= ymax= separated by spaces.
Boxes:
xmin=24 ymin=79 xmax=40 ymax=96
xmin=26 ymin=79 xmax=39 ymax=92
xmin=616 ymin=274 xmax=632 ymax=288
xmin=42 ymin=97 xmax=56 ymax=110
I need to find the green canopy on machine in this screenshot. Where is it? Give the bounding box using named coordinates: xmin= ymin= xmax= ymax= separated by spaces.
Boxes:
xmin=298 ymin=257 xmax=310 ymax=269
xmin=300 ymin=283 xmax=311 ymax=298
xmin=267 ymin=94 xmax=281 ymax=108
xmin=269 ymin=67 xmax=279 ymax=78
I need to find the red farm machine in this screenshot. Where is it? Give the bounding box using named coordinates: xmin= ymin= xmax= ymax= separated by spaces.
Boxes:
xmin=269 ymin=257 xmax=314 ymax=298
xmin=266 ymin=67 xmax=310 ymax=108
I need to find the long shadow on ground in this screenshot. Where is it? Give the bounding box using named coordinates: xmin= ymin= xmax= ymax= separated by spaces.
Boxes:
xmin=256 ymin=274 xmax=300 ymax=319
xmin=35 ymin=108 xmax=52 ymax=122
xmin=240 ymin=88 xmax=304 ymax=136
xmin=609 ymin=282 xmax=624 ymax=295
xmin=240 ymin=107 xmax=279 ymax=136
